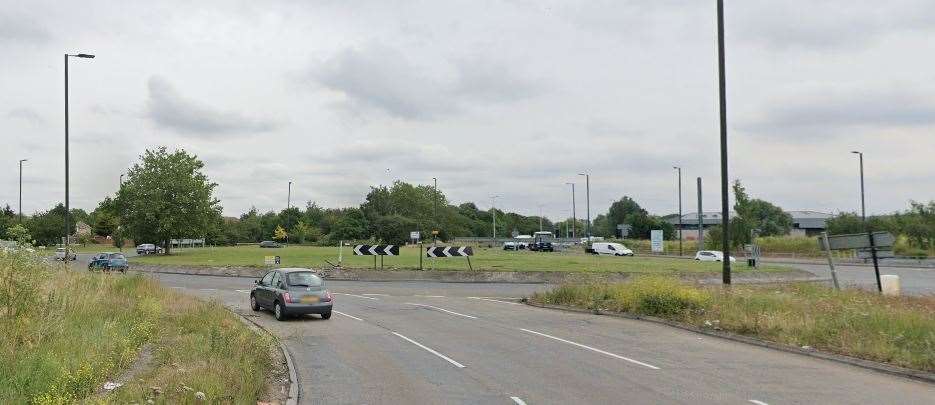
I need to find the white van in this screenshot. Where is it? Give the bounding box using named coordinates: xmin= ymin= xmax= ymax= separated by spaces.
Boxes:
xmin=591 ymin=242 xmax=634 ymax=256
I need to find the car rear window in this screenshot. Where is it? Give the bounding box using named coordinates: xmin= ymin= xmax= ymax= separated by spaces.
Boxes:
xmin=287 ymin=272 xmax=323 ymax=287
xmin=108 ymin=254 xmax=126 ymax=260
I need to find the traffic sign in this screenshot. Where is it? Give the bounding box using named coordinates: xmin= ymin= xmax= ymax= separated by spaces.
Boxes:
xmin=819 ymin=232 xmax=895 ymax=251
xmin=426 ymin=246 xmax=473 ymax=257
xmin=353 ymin=245 xmax=399 ymax=256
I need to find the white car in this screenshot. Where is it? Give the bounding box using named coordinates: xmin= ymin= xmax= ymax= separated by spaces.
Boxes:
xmin=694 ymin=250 xmax=736 ymax=262
xmin=54 ymin=247 xmax=77 ymax=261
xmin=591 ymin=242 xmax=634 ymax=256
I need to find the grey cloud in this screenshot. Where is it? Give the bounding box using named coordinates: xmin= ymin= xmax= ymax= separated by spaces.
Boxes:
xmin=0 ymin=13 xmax=51 ymax=43
xmin=146 ymin=76 xmax=277 ymax=136
xmin=7 ymin=107 xmax=44 ymax=125
xmin=452 ymin=57 xmax=541 ymax=102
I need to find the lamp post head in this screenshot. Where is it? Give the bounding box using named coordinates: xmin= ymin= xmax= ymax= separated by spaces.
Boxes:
xmin=850 ymin=151 xmax=861 ymax=155
xmin=76 ymin=53 xmax=95 ymax=58
xmin=20 ymin=159 xmax=28 ymax=163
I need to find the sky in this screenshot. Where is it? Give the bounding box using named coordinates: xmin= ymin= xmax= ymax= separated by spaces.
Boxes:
xmin=2 ymin=0 xmax=934 ymax=221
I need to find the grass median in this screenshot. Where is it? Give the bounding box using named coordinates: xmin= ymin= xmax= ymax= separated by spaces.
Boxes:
xmin=531 ymin=277 xmax=935 ymax=372
xmin=131 ymin=245 xmax=790 ymax=274
xmin=0 ymin=248 xmax=275 ymax=404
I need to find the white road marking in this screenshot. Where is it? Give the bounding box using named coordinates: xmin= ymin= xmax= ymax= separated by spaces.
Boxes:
xmin=333 ymin=310 xmax=363 ymax=321
xmin=520 ymin=328 xmax=659 ymax=370
xmin=405 ymin=303 xmax=478 ymax=319
xmin=171 ymin=287 xmax=184 ymax=289
xmin=199 ymin=288 xmax=216 ymax=292
xmin=414 ymin=295 xmax=446 ymax=298
xmin=392 ymin=332 xmax=466 ymax=368
xmin=333 ymin=293 xmax=378 ymax=300
xmin=235 ymin=289 xmax=251 ymax=293
xmin=362 ymin=293 xmax=390 ymax=296
xmin=748 ymin=400 xmax=769 ymax=405
xmin=510 ymin=397 xmax=528 ymax=405
xmin=468 ymin=296 xmax=521 ymax=305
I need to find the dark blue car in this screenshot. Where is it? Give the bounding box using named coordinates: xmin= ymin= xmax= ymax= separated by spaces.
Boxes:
xmin=88 ymin=252 xmax=129 ymax=272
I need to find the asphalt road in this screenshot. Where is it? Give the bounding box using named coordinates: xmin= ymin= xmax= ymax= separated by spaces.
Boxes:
xmin=781 ymin=262 xmax=935 ymax=295
xmin=149 ymin=272 xmax=933 ymax=405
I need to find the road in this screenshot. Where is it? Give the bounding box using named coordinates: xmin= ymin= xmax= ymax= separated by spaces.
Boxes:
xmin=771 ymin=262 xmax=935 ymax=295
xmin=150 ymin=272 xmax=933 ymax=405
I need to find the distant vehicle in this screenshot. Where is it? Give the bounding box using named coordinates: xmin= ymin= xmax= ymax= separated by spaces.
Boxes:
xmin=259 ymin=240 xmax=283 ymax=248
xmin=580 ymin=236 xmax=605 ymax=244
xmin=694 ymin=250 xmax=736 ymax=262
xmin=591 ymin=242 xmax=634 ymax=256
xmin=54 ymin=247 xmax=77 ymax=261
xmin=530 ymin=231 xmax=555 ymax=252
xmin=503 ymin=241 xmax=518 ymax=251
xmin=251 ymin=268 xmax=333 ymax=321
xmin=88 ymin=252 xmax=128 ymax=272
xmin=136 ymin=244 xmax=163 ymax=255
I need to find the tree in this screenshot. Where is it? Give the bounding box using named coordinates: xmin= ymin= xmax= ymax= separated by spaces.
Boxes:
xmin=27 ymin=204 xmax=74 ymax=246
xmin=273 ymin=225 xmax=287 ymax=242
xmin=116 ymin=147 xmax=221 ymax=254
xmin=6 ymin=224 xmax=33 ymax=245
xmin=372 ymin=215 xmax=418 ymax=245
xmin=331 ymin=209 xmax=369 ymax=240
xmin=0 ymin=205 xmax=15 ymax=239
xmin=732 ymin=181 xmax=792 ymax=237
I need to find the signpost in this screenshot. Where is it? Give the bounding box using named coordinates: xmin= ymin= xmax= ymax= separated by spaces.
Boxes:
xmin=353 ymin=244 xmax=400 ymax=270
xmin=426 ymin=246 xmax=474 ymax=270
xmin=650 ymin=230 xmax=664 ymax=253
xmin=819 ymin=231 xmax=894 ymax=292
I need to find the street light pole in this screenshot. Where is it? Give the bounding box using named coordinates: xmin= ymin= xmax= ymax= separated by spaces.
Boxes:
xmin=566 ymin=182 xmax=576 ymax=239
xmin=490 ymin=195 xmax=500 ymax=242
xmin=19 ymin=159 xmax=27 ymax=222
xmin=716 ymin=0 xmax=731 ymax=285
xmin=851 ymin=151 xmax=866 ymax=221
xmin=287 ymin=181 xmax=292 ymax=209
xmin=674 ymin=166 xmax=683 ymax=256
xmin=852 ymin=150 xmax=881 ymax=292
xmin=64 ymin=52 xmax=94 ymax=261
xmin=537 ymin=204 xmax=544 ymax=232
xmin=433 ymin=177 xmax=438 ymax=247
xmin=578 ymin=173 xmax=590 ymax=241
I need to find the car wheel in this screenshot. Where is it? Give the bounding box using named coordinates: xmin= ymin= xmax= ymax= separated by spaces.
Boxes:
xmin=274 ymin=302 xmax=286 ymax=321
xmin=321 ymin=311 xmax=332 ymax=320
xmin=250 ymin=295 xmax=260 ymax=311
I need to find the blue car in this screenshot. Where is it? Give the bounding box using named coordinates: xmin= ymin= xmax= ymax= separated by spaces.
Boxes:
xmin=88 ymin=252 xmax=129 ymax=273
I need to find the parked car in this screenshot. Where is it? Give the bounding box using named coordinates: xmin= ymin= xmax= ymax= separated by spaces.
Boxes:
xmin=591 ymin=242 xmax=634 ymax=256
xmin=136 ymin=243 xmax=163 ymax=255
xmin=528 ymin=241 xmax=555 ymax=252
xmin=251 ymin=268 xmax=333 ymax=321
xmin=694 ymin=250 xmax=736 ymax=262
xmin=88 ymin=252 xmax=129 ymax=272
xmin=259 ymin=240 xmax=283 ymax=248
xmin=54 ymin=247 xmax=77 ymax=261
xmin=503 ymin=241 xmax=518 ymax=251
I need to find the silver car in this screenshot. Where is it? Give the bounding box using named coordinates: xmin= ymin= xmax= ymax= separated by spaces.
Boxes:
xmin=250 ymin=268 xmax=333 ymax=321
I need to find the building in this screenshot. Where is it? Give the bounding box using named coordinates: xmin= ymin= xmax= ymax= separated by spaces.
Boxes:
xmin=666 ymin=210 xmax=832 ymax=239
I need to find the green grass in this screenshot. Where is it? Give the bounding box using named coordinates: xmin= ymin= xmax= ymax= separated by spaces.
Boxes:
xmin=0 ymin=248 xmax=274 ymax=404
xmin=131 ymin=245 xmax=790 ymax=274
xmin=532 ymin=278 xmax=935 ymax=372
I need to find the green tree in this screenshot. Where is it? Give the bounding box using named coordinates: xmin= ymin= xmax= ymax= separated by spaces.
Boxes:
xmin=0 ymin=205 xmax=16 ymax=239
xmin=116 ymin=147 xmax=221 ymax=254
xmin=372 ymin=215 xmax=418 ymax=245
xmin=331 ymin=209 xmax=369 ymax=240
xmin=732 ymin=181 xmax=792 ymax=237
xmin=273 ymin=225 xmax=287 ymax=242
xmin=26 ymin=204 xmax=74 ymax=246
xmin=6 ymin=224 xmax=33 ymax=245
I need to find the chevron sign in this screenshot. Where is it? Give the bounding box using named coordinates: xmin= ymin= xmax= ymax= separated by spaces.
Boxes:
xmin=426 ymin=246 xmax=474 ymax=257
xmin=353 ymin=245 xmax=399 ymax=256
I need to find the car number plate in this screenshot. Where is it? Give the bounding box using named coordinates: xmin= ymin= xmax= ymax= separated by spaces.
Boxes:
xmin=301 ymin=296 xmax=319 ymax=304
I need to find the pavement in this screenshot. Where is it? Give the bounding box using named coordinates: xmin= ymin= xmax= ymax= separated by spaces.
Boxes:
xmin=149 ymin=272 xmax=934 ymax=405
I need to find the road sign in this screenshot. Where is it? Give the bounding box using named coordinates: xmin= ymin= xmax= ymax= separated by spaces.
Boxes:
xmin=819 ymin=232 xmax=895 ymax=251
xmin=353 ymin=245 xmax=399 ymax=256
xmin=432 ymin=230 xmax=439 ymax=235
xmin=264 ymin=256 xmax=276 ymax=266
xmin=426 ymin=246 xmax=474 ymax=257
xmin=410 ymin=231 xmax=421 ymax=240
xmin=857 ymin=249 xmax=894 ymax=259
xmin=650 ymin=230 xmax=664 ymax=253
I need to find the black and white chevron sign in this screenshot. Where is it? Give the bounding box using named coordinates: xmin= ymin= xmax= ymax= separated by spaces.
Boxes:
xmin=353 ymin=245 xmax=399 ymax=256
xmin=426 ymin=246 xmax=474 ymax=257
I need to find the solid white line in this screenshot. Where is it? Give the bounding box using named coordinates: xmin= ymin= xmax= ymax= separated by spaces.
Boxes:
xmin=748 ymin=400 xmax=769 ymax=405
xmin=468 ymin=297 xmax=521 ymax=305
xmin=333 ymin=293 xmax=378 ymax=300
xmin=235 ymin=289 xmax=251 ymax=293
xmin=414 ymin=295 xmax=446 ymax=298
xmin=362 ymin=293 xmax=390 ymax=296
xmin=405 ymin=303 xmax=477 ymax=319
xmin=333 ymin=310 xmax=363 ymax=321
xmin=520 ymin=328 xmax=659 ymax=370
xmin=171 ymin=287 xmax=184 ymax=289
xmin=199 ymin=288 xmax=216 ymax=292
xmin=392 ymin=332 xmax=466 ymax=368
xmin=510 ymin=397 xmax=527 ymax=405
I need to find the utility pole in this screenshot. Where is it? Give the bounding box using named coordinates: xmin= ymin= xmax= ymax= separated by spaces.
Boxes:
xmin=674 ymin=166 xmax=683 ymax=256
xmin=578 ymin=173 xmax=590 ymax=241
xmin=433 ymin=177 xmax=438 ymax=247
xmin=19 ymin=159 xmax=27 ymax=222
xmin=490 ymin=195 xmax=500 ymax=243
xmin=697 ymin=177 xmax=704 ymax=249
xmin=64 ymin=52 xmax=94 ymax=261
xmin=716 ymin=0 xmax=731 ymax=285
xmin=852 ymin=150 xmax=881 ymax=292
xmin=566 ymin=182 xmax=576 ymax=239
xmin=287 ymin=181 xmax=292 ymax=209
xmin=537 ymin=204 xmax=544 ymax=231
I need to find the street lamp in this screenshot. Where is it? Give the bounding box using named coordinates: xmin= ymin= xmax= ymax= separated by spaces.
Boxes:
xmin=715 ymin=0 xmax=731 ymax=285
xmin=433 ymin=177 xmax=438 ymax=246
xmin=851 ymin=150 xmax=882 ymax=292
xmin=577 ymin=173 xmax=590 ymax=241
xmin=64 ymin=52 xmax=94 ymax=261
xmin=565 ymin=182 xmax=576 ymax=239
xmin=850 ymin=151 xmax=866 ymax=221
xmin=287 ymin=181 xmax=293 ymax=209
xmin=19 ymin=159 xmax=27 ymax=222
xmin=537 ymin=204 xmax=544 ymax=232
xmin=673 ymin=166 xmax=683 ymax=256
xmin=490 ymin=195 xmax=501 ymax=242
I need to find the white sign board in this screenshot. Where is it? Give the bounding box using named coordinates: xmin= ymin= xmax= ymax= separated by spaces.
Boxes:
xmin=410 ymin=231 xmax=421 ymax=241
xmin=264 ymin=256 xmax=276 ymax=266
xmin=650 ymin=230 xmax=664 ymax=253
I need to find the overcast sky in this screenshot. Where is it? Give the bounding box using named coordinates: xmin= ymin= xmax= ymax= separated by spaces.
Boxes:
xmin=2 ymin=0 xmax=934 ymax=221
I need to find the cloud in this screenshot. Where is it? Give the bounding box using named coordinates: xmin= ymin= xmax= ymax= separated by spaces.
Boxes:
xmin=310 ymin=44 xmax=542 ymax=120
xmin=146 ymin=76 xmax=277 ymax=136
xmin=7 ymin=108 xmax=45 ymax=125
xmin=0 ymin=13 xmax=51 ymax=43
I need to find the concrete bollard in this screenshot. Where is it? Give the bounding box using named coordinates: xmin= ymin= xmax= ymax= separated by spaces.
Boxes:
xmin=881 ymin=275 xmax=900 ymax=296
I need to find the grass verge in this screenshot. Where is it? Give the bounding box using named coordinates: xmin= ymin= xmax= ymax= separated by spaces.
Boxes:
xmin=131 ymin=245 xmax=791 ymax=274
xmin=530 ymin=277 xmax=935 ymax=372
xmin=0 ymin=248 xmax=274 ymax=404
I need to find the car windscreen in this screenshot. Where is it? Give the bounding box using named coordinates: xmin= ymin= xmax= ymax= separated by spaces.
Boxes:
xmin=286 ymin=272 xmax=323 ymax=288
xmin=108 ymin=254 xmax=126 ymax=260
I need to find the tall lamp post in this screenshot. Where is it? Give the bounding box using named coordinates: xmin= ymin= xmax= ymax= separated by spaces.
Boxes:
xmin=433 ymin=177 xmax=438 ymax=247
xmin=490 ymin=195 xmax=501 ymax=242
xmin=537 ymin=204 xmax=544 ymax=232
xmin=715 ymin=0 xmax=731 ymax=285
xmin=673 ymin=166 xmax=683 ymax=256
xmin=577 ymin=173 xmax=590 ymax=241
xmin=19 ymin=159 xmax=28 ymax=222
xmin=65 ymin=52 xmax=95 ymax=261
xmin=851 ymin=151 xmax=866 ymax=221
xmin=565 ymin=182 xmax=576 ymax=239
xmin=851 ymin=150 xmax=882 ymax=292
xmin=287 ymin=181 xmax=292 ymax=209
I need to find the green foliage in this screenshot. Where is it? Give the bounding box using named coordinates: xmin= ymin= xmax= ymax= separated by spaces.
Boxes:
xmin=116 ymin=147 xmax=222 ymax=254
xmin=372 ymin=215 xmax=418 ymax=245
xmin=273 ymin=225 xmax=287 ymax=242
xmin=6 ymin=224 xmax=33 ymax=246
xmin=0 ymin=205 xmax=16 ymax=239
xmin=596 ymin=197 xmax=674 ymax=239
xmin=331 ymin=208 xmax=369 ymax=240
xmin=25 ymin=203 xmax=74 ymax=246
